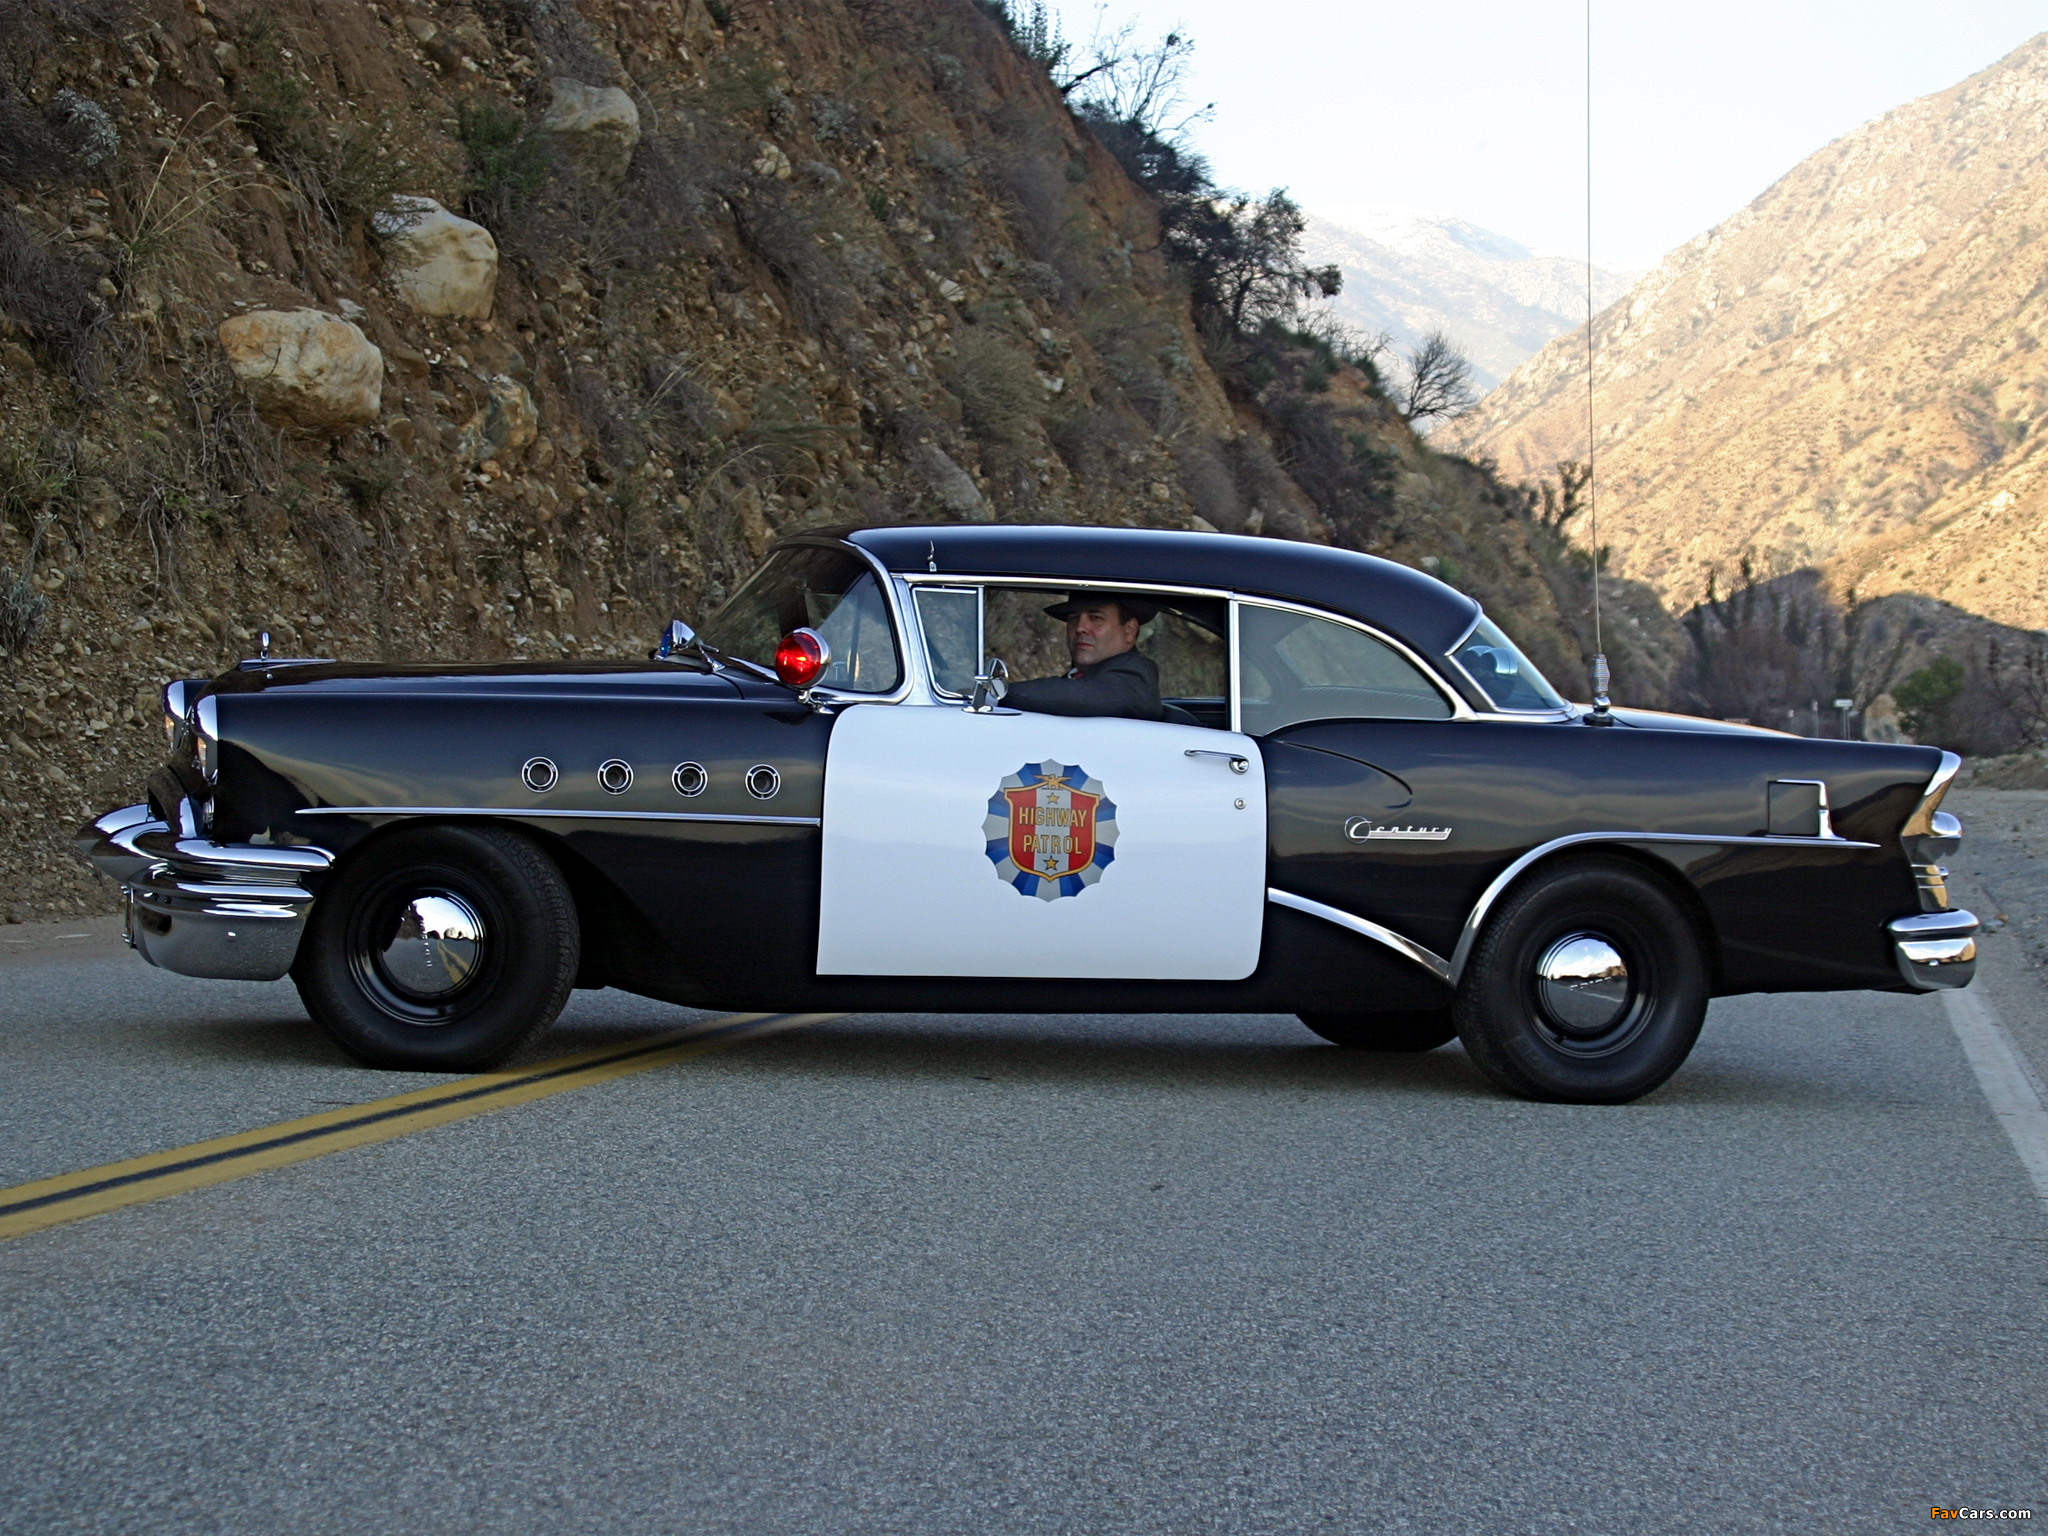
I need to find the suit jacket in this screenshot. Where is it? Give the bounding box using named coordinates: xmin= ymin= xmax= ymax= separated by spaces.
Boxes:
xmin=1005 ymin=650 xmax=1165 ymax=721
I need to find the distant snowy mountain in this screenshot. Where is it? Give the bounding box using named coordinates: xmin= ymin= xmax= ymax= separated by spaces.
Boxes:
xmin=1301 ymin=207 xmax=1637 ymax=392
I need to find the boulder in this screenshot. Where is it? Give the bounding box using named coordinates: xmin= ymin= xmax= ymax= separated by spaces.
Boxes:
xmin=460 ymin=375 xmax=539 ymax=465
xmin=540 ymin=79 xmax=640 ymax=186
xmin=217 ymin=309 xmax=382 ymax=433
xmin=1863 ymin=693 xmax=1908 ymax=745
xmin=911 ymin=442 xmax=991 ymax=522
xmin=375 ymin=197 xmax=498 ymax=318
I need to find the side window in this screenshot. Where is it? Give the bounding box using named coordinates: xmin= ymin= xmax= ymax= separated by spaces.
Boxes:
xmin=980 ymin=587 xmax=1232 ymax=727
xmin=1237 ymin=604 xmax=1452 ymax=734
xmin=915 ymin=587 xmax=981 ymax=697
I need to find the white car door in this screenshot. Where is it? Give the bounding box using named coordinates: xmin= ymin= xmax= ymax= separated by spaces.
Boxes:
xmin=816 ymin=703 xmax=1267 ymax=979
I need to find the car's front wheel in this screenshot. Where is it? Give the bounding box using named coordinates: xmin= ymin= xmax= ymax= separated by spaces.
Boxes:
xmin=1454 ymin=857 xmax=1707 ymax=1104
xmin=294 ymin=824 xmax=580 ymax=1071
xmin=1298 ymin=1009 xmax=1457 ymax=1052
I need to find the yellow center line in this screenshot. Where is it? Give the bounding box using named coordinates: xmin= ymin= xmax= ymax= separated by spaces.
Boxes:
xmin=0 ymin=1011 xmax=843 ymax=1242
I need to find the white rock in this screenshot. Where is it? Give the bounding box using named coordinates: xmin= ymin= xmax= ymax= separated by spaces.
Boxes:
xmin=375 ymin=196 xmax=498 ymax=319
xmin=540 ymin=78 xmax=640 ymax=185
xmin=217 ymin=309 xmax=381 ymax=432
xmin=1864 ymin=692 xmax=1908 ymax=744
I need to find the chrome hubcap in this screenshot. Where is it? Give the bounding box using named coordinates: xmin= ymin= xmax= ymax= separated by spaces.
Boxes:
xmin=378 ymin=893 xmax=486 ymax=998
xmin=1535 ymin=933 xmax=1630 ymax=1035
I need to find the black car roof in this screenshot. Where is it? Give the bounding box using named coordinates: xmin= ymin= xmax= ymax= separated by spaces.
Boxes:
xmin=839 ymin=524 xmax=1483 ymax=656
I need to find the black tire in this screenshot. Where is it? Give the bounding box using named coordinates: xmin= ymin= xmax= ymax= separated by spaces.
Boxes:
xmin=294 ymin=824 xmax=579 ymax=1072
xmin=1454 ymin=857 xmax=1707 ymax=1104
xmin=1298 ymin=1009 xmax=1457 ymax=1053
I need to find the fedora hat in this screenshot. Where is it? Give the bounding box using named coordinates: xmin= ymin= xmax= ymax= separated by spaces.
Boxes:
xmin=1042 ymin=591 xmax=1159 ymax=625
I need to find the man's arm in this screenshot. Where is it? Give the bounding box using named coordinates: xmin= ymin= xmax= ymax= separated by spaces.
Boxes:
xmin=1006 ymin=653 xmax=1165 ymax=720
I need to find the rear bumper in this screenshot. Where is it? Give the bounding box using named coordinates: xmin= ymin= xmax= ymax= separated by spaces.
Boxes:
xmin=1888 ymin=910 xmax=1978 ymax=992
xmin=76 ymin=804 xmax=332 ymax=983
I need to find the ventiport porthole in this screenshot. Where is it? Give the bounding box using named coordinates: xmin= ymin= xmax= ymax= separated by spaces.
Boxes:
xmin=521 ymin=757 xmax=559 ymax=793
xmin=597 ymin=758 xmax=634 ymax=795
xmin=745 ymin=764 xmax=781 ymax=800
xmin=673 ymin=761 xmax=708 ymax=797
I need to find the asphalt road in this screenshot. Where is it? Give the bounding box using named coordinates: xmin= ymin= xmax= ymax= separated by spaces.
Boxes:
xmin=2 ymin=885 xmax=2044 ymax=1531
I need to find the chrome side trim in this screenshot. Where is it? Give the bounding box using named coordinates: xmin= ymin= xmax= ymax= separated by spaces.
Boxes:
xmin=295 ymin=806 xmax=822 ymax=827
xmin=1266 ymin=887 xmax=1453 ymax=984
xmin=898 ymin=572 xmax=1236 ymax=602
xmin=1446 ymin=830 xmax=1882 ymax=984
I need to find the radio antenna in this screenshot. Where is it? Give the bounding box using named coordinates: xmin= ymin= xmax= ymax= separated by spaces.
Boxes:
xmin=1585 ymin=0 xmax=1612 ymax=723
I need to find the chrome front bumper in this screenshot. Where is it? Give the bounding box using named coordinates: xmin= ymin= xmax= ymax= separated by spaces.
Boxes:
xmin=76 ymin=804 xmax=332 ymax=982
xmin=1888 ymin=910 xmax=1979 ymax=992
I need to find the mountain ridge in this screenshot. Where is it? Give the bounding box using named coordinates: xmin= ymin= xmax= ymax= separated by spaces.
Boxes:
xmin=1453 ymin=32 xmax=2048 ymax=633
xmin=1302 ymin=207 xmax=1634 ymax=392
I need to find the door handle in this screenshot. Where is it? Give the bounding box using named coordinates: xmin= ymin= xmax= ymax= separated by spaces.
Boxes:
xmin=1185 ymin=749 xmax=1249 ymax=774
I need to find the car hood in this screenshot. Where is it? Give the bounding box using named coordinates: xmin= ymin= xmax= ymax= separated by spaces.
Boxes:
xmin=1597 ymin=705 xmax=1791 ymax=736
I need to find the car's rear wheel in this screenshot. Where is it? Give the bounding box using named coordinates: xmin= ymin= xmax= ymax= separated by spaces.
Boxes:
xmin=294 ymin=824 xmax=579 ymax=1071
xmin=1454 ymin=857 xmax=1707 ymax=1104
xmin=1298 ymin=1009 xmax=1456 ymax=1052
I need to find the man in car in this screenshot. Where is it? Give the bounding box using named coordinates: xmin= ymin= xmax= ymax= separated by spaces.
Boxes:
xmin=1004 ymin=592 xmax=1165 ymax=721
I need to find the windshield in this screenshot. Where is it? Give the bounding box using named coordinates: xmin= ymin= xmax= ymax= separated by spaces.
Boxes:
xmin=1450 ymin=617 xmax=1568 ymax=712
xmin=700 ymin=547 xmax=902 ymax=693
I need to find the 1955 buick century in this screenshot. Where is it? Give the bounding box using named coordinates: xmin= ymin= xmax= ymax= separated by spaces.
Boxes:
xmin=78 ymin=525 xmax=1978 ymax=1103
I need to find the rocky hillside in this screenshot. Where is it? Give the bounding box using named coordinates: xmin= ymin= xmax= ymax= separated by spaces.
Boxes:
xmin=1302 ymin=208 xmax=1633 ymax=393
xmin=1454 ymin=32 xmax=2048 ymax=632
xmin=0 ymin=0 xmax=1656 ymax=922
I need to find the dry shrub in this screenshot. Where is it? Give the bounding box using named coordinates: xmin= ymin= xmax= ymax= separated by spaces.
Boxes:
xmin=0 ymin=204 xmax=103 ymax=389
xmin=0 ymin=0 xmax=125 ymax=89
xmin=0 ymin=89 xmax=81 ymax=187
xmin=1049 ymin=404 xmax=1142 ymax=482
xmin=947 ymin=328 xmax=1045 ymax=446
xmin=724 ymin=183 xmax=853 ymax=337
xmin=1267 ymin=393 xmax=1394 ymax=548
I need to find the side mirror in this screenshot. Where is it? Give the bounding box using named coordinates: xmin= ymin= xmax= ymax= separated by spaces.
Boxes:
xmin=655 ymin=618 xmax=697 ymax=661
xmin=968 ymin=657 xmax=1010 ymax=712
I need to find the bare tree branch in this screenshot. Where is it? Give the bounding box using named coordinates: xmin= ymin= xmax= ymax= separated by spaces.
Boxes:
xmin=1399 ymin=329 xmax=1476 ymax=424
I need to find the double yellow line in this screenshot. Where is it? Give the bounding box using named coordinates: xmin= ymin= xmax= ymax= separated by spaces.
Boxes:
xmin=0 ymin=1011 xmax=839 ymax=1242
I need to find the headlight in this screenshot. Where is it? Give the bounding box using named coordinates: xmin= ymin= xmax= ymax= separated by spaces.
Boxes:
xmin=192 ymin=694 xmax=219 ymax=783
xmin=161 ymin=679 xmax=190 ymax=753
xmin=160 ymin=680 xmax=218 ymax=784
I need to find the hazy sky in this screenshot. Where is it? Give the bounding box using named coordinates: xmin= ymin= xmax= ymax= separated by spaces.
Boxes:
xmin=1035 ymin=0 xmax=2047 ymax=271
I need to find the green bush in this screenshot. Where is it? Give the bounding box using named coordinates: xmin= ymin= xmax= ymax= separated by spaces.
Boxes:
xmin=456 ymin=100 xmax=552 ymax=225
xmin=1896 ymin=656 xmax=1964 ymax=743
xmin=234 ymin=20 xmax=316 ymax=164
xmin=314 ymin=125 xmax=414 ymax=233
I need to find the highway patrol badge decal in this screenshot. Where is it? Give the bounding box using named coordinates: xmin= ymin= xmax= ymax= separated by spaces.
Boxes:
xmin=984 ymin=760 xmax=1118 ymax=900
